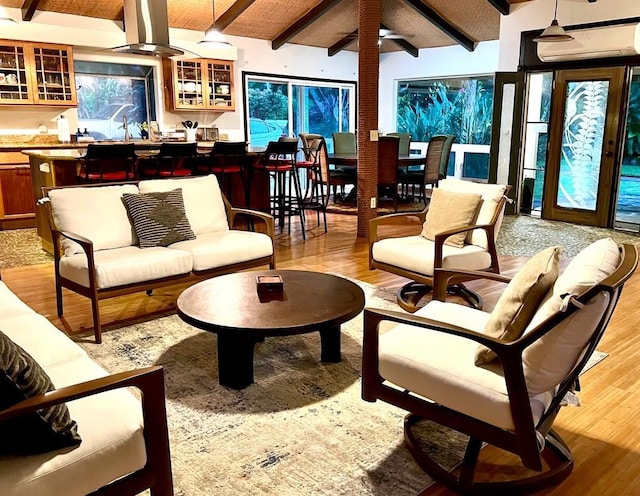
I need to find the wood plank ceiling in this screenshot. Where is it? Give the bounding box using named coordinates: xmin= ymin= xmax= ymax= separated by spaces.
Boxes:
xmin=0 ymin=0 xmax=534 ymax=57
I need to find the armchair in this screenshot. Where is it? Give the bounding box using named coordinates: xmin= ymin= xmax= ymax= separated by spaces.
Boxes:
xmin=362 ymin=240 xmax=638 ymax=495
xmin=370 ymin=178 xmax=510 ymax=312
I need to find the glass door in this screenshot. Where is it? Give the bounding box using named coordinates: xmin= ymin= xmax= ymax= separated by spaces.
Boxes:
xmin=543 ymin=67 xmax=625 ymax=226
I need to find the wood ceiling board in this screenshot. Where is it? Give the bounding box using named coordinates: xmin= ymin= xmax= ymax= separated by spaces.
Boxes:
xmin=33 ymin=0 xmax=123 ymax=21
xmin=289 ymin=0 xmax=358 ymax=48
xmin=426 ymin=0 xmax=500 ymax=41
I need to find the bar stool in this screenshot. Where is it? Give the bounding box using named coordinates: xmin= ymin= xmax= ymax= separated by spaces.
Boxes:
xmin=255 ymin=140 xmax=306 ymax=239
xmin=193 ymin=141 xmax=248 ymax=205
xmin=139 ymin=142 xmax=197 ymax=178
xmin=77 ymin=143 xmax=137 ymax=183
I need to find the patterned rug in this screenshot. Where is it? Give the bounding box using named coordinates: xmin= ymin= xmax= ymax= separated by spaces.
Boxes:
xmin=77 ymin=278 xmax=607 ymax=496
xmin=79 ymin=280 xmax=467 ymax=496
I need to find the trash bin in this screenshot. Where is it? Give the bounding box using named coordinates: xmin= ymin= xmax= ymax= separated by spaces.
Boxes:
xmin=521 ymin=177 xmax=535 ymax=214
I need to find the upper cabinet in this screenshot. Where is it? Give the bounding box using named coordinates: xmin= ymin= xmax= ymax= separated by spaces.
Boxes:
xmin=0 ymin=40 xmax=77 ymax=106
xmin=164 ymin=58 xmax=235 ymax=112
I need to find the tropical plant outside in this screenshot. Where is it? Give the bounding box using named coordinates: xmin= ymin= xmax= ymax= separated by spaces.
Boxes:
xmin=396 ymin=76 xmax=494 ymax=144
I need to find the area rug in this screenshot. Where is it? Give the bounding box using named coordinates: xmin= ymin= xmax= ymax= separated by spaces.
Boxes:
xmin=78 ymin=278 xmax=608 ymax=496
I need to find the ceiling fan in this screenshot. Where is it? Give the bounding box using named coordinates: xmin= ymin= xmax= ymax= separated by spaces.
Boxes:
xmin=340 ymin=26 xmax=415 ymax=44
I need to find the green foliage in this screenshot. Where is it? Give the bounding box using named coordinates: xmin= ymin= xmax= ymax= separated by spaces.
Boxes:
xmin=396 ymin=78 xmax=494 ymax=145
xmin=77 ymin=76 xmax=138 ymax=119
xmin=247 ymin=82 xmax=288 ymax=120
xmin=625 ymin=80 xmax=640 ymax=162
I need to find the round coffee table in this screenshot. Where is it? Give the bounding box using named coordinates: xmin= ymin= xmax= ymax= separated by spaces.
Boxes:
xmin=177 ymin=270 xmax=365 ymax=389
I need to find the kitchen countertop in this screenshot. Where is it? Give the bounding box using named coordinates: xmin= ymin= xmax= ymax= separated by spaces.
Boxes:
xmin=3 ymin=140 xmax=218 ymax=153
xmin=21 ymin=141 xmax=219 ymax=160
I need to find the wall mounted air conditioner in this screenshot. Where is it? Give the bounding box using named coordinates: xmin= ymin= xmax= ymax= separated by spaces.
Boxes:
xmin=537 ymin=23 xmax=640 ymax=62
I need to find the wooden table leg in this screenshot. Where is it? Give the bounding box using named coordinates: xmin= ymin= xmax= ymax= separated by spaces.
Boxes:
xmin=217 ymin=333 xmax=256 ymax=389
xmin=319 ymin=325 xmax=341 ymax=362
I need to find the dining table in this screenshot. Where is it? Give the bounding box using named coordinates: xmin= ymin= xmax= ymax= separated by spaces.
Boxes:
xmin=328 ymin=152 xmax=426 ymax=173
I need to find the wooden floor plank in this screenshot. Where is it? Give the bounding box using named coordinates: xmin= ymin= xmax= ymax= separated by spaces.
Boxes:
xmin=2 ymin=212 xmax=639 ymax=495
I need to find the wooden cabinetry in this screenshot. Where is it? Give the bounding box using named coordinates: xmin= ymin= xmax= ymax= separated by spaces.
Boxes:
xmin=0 ymin=40 xmax=76 ymax=106
xmin=0 ymin=152 xmax=35 ymax=229
xmin=164 ymin=58 xmax=234 ymax=111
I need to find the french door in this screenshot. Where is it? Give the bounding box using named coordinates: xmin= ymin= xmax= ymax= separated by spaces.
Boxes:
xmin=542 ymin=67 xmax=626 ymax=226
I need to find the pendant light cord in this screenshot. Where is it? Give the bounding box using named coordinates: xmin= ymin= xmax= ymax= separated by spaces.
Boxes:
xmin=554 ymin=0 xmax=559 ymax=20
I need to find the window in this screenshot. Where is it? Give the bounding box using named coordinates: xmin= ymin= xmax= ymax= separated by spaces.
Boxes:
xmin=245 ymin=74 xmax=355 ymax=152
xmin=75 ymin=61 xmax=156 ymax=140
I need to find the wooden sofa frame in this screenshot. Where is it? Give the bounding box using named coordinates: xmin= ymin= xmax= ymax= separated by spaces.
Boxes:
xmin=40 ymin=181 xmax=276 ymax=344
xmin=0 ymin=366 xmax=173 ymax=496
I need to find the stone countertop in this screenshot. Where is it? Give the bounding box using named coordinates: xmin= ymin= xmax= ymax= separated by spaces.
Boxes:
xmin=2 ymin=140 xmax=218 ymax=153
xmin=22 ymin=141 xmax=219 ymax=160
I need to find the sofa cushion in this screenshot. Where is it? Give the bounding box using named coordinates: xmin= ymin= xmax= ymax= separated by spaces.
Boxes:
xmin=372 ymin=235 xmax=492 ymax=276
xmin=0 ymin=330 xmax=81 ymax=455
xmin=475 ymin=246 xmax=560 ymax=365
xmin=0 ymin=357 xmax=146 ymax=496
xmin=523 ymin=238 xmax=621 ymax=395
xmin=138 ymin=175 xmax=229 ymax=235
xmin=48 ymin=184 xmax=139 ymax=256
xmin=123 ymin=188 xmax=196 ymax=248
xmin=421 ymin=188 xmax=482 ymax=248
xmin=0 ymin=281 xmax=35 ymax=320
xmin=439 ymin=179 xmax=507 ymax=248
xmin=59 ymin=246 xmax=193 ymax=289
xmin=169 ymin=231 xmax=274 ymax=272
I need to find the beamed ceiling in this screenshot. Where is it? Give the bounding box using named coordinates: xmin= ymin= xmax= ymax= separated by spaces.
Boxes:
xmin=0 ymin=0 xmax=534 ymax=57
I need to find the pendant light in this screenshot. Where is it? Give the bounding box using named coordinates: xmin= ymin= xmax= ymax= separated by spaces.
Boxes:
xmin=198 ymin=1 xmax=233 ymax=48
xmin=534 ymin=0 xmax=574 ymax=42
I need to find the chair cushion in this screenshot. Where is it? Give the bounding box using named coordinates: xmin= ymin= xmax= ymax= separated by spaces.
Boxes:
xmin=0 ymin=281 xmax=36 ymax=320
xmin=372 ymin=235 xmax=492 ymax=276
xmin=123 ymin=188 xmax=196 ymax=248
xmin=439 ymin=179 xmax=507 ymax=248
xmin=0 ymin=330 xmax=81 ymax=455
xmin=421 ymin=188 xmax=482 ymax=248
xmin=523 ymin=238 xmax=621 ymax=395
xmin=48 ymin=184 xmax=139 ymax=256
xmin=169 ymin=231 xmax=273 ymax=272
xmin=59 ymin=246 xmax=193 ymax=289
xmin=378 ymin=300 xmax=553 ymax=430
xmin=475 ymin=246 xmax=561 ymax=365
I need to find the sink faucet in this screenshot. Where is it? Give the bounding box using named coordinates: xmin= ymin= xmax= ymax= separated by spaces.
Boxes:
xmin=122 ymin=115 xmax=130 ymax=143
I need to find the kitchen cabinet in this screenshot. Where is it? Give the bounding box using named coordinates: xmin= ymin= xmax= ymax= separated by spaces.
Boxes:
xmin=0 ymin=40 xmax=77 ymax=106
xmin=164 ymin=58 xmax=234 ymax=111
xmin=0 ymin=152 xmax=35 ymax=229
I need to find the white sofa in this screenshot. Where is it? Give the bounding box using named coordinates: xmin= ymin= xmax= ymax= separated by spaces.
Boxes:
xmin=41 ymin=174 xmax=275 ymax=343
xmin=0 ymin=279 xmax=172 ymax=496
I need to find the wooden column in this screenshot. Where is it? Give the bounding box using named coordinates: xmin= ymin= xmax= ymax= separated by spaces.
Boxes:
xmin=356 ymin=0 xmax=380 ymax=238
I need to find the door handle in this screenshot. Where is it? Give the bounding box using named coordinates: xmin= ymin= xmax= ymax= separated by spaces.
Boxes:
xmin=605 ymin=151 xmax=613 ymax=158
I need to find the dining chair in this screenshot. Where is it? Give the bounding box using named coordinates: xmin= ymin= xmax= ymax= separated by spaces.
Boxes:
xmin=387 ymin=132 xmax=411 ymax=156
xmin=193 ymin=141 xmax=248 ymax=205
xmin=77 ymin=143 xmax=138 ymax=183
xmin=139 ymin=142 xmax=197 ymax=178
xmin=377 ymin=136 xmax=401 ymax=212
xmin=332 ymin=132 xmax=357 ymax=155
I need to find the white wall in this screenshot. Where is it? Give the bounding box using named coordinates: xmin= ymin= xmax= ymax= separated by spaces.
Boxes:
xmin=499 ymin=0 xmax=640 ymax=70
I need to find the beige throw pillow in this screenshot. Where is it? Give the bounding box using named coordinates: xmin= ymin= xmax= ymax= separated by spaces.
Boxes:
xmin=421 ymin=188 xmax=482 ymax=248
xmin=475 ymin=246 xmax=561 ymax=366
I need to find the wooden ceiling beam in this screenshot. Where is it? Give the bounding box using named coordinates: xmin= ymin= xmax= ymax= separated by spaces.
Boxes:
xmin=486 ymin=0 xmax=510 ymax=15
xmin=272 ymin=0 xmax=343 ymax=50
xmin=380 ymin=22 xmax=418 ymax=57
xmin=401 ymin=0 xmax=477 ymax=52
xmin=21 ymin=0 xmax=40 ymax=21
xmin=328 ymin=29 xmax=358 ymax=57
xmin=216 ymin=0 xmax=257 ymax=31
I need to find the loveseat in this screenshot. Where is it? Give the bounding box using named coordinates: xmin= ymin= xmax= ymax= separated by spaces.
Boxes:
xmin=40 ymin=174 xmax=276 ymax=343
xmin=0 ymin=278 xmax=172 ymax=495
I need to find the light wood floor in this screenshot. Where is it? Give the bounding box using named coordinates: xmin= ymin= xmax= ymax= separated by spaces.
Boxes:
xmin=2 ymin=212 xmax=639 ymax=495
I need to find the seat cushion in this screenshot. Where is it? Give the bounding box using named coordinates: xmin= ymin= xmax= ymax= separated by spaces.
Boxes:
xmin=0 ymin=331 xmax=81 ymax=455
xmin=169 ymin=231 xmax=273 ymax=272
xmin=523 ymin=238 xmax=621 ymax=395
xmin=48 ymin=184 xmax=139 ymax=256
xmin=0 ymin=281 xmax=35 ymax=320
xmin=439 ymin=179 xmax=507 ymax=248
xmin=378 ymin=300 xmax=553 ymax=430
xmin=138 ymin=175 xmax=229 ymax=235
xmin=475 ymin=246 xmax=560 ymax=365
xmin=421 ymin=188 xmax=482 ymax=248
xmin=122 ymin=188 xmax=196 ymax=248
xmin=0 ymin=357 xmax=146 ymax=496
xmin=59 ymin=246 xmax=193 ymax=289
xmin=372 ymin=235 xmax=492 ymax=276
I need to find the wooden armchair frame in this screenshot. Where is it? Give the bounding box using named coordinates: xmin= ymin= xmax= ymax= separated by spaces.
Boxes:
xmin=369 ymin=186 xmax=511 ymax=312
xmin=0 ymin=366 xmax=173 ymax=496
xmin=362 ymin=244 xmax=638 ymax=495
xmin=39 ymin=182 xmax=275 ymax=344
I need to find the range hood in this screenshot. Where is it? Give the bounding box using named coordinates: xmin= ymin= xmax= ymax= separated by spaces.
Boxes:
xmin=112 ymin=0 xmax=193 ymax=57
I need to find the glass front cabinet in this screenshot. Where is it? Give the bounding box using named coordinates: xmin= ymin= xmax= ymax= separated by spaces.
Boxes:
xmin=0 ymin=40 xmax=76 ymax=106
xmin=165 ymin=58 xmax=235 ymax=111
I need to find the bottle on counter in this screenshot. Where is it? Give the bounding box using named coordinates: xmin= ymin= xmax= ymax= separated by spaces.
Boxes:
xmin=57 ymin=115 xmax=71 ymax=143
